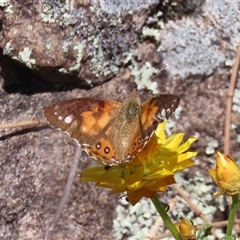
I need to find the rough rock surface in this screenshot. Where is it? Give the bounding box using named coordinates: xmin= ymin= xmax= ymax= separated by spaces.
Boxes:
xmin=0 ymin=0 xmax=240 ymax=239
xmin=0 ymin=0 xmax=162 ymax=85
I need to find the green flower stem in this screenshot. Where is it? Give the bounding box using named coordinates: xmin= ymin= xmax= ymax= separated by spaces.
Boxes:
xmin=226 ymin=194 xmax=240 ymax=239
xmin=151 ymin=196 xmax=182 ymax=240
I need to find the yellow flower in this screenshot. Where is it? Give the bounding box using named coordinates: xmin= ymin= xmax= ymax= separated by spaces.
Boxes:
xmin=81 ymin=122 xmax=197 ymax=205
xmin=209 ymin=151 xmax=240 ymax=196
xmin=175 ymin=218 xmax=196 ymax=240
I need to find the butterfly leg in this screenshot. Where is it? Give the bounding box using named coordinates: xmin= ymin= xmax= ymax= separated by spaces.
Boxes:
xmin=153 ymin=116 xmax=162 ymax=123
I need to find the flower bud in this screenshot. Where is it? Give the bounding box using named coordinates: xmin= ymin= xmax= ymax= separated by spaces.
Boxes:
xmin=175 ymin=218 xmax=196 ymax=240
xmin=209 ymin=151 xmax=240 ymax=196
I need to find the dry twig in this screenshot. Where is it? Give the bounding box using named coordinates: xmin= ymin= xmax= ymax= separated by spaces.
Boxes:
xmin=224 ymin=42 xmax=240 ymax=155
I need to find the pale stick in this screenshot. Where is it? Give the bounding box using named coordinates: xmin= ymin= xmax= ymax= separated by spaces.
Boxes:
xmin=0 ymin=119 xmax=48 ymax=129
xmin=44 ymin=143 xmax=81 ymax=240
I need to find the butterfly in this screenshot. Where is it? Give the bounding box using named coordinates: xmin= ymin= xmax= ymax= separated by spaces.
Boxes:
xmin=44 ymin=93 xmax=179 ymax=165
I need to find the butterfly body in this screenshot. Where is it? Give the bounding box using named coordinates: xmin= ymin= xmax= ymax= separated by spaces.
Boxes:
xmin=44 ymin=93 xmax=179 ymax=165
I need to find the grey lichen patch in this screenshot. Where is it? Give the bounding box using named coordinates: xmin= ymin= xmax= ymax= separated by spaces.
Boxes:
xmin=225 ymin=59 xmax=234 ymax=67
xmin=0 ymin=0 xmax=10 ymax=7
xmin=131 ymin=61 xmax=158 ymax=94
xmin=90 ymin=38 xmax=119 ymax=77
xmin=1 ymin=1 xmax=164 ymax=84
xmin=59 ymin=42 xmax=85 ymax=73
xmin=205 ymin=136 xmax=219 ymax=155
xmin=62 ymin=40 xmax=71 ymax=53
xmin=224 ymin=43 xmax=239 ymax=67
xmin=230 ymin=124 xmax=240 ymax=144
xmin=142 ymin=26 xmax=161 ymax=42
xmin=113 ymin=198 xmax=159 ymax=239
xmin=0 ymin=0 xmax=13 ymax=13
xmin=40 ymin=10 xmax=56 ymax=23
xmin=232 ymin=89 xmax=240 ymax=113
xmin=41 ymin=0 xmax=78 ymax=24
xmin=99 ymin=0 xmax=158 ymax=14
xmin=160 ymin=0 xmax=240 ymax=78
xmin=12 ymin=47 xmax=36 ymax=68
xmin=175 ymin=171 xmax=224 ymax=235
xmin=41 ymin=0 xmax=77 ymax=24
xmin=40 ymin=1 xmax=65 ymax=23
xmin=45 ymin=42 xmax=52 ymax=51
xmin=70 ymin=43 xmax=85 ymax=71
xmin=122 ymin=49 xmax=138 ymax=65
xmin=39 ymin=1 xmax=143 ymax=80
xmin=3 ymin=42 xmax=14 ymax=55
xmin=234 ymin=123 xmax=240 ymax=144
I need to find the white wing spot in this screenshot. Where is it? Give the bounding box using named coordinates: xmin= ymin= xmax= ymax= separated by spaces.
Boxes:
xmin=160 ymin=109 xmax=166 ymax=119
xmin=64 ymin=115 xmax=73 ymax=124
xmin=58 ymin=116 xmax=63 ymax=120
xmin=54 ymin=111 xmax=58 ymax=115
xmin=82 ymin=126 xmax=87 ymax=132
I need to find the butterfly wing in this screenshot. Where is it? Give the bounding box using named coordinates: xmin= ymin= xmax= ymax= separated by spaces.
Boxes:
xmin=44 ymin=98 xmax=123 ymax=163
xmin=125 ymin=94 xmax=179 ymax=157
xmin=140 ymin=94 xmax=179 ymax=137
xmin=44 ymin=94 xmax=179 ymax=165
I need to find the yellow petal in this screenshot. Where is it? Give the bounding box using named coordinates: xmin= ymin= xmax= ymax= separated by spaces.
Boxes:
xmin=80 ymin=122 xmax=197 ymax=205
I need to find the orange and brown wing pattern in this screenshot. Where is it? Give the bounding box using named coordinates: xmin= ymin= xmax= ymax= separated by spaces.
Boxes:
xmin=116 ymin=94 xmax=179 ymax=162
xmin=140 ymin=94 xmax=179 ymax=139
xmin=44 ymin=98 xmax=122 ymax=145
xmin=44 ymin=94 xmax=179 ymax=165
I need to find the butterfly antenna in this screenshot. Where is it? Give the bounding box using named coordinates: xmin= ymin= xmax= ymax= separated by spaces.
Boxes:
xmin=130 ymin=64 xmax=168 ymax=94
xmin=148 ymin=64 xmax=168 ymax=83
xmin=44 ymin=143 xmax=81 ymax=240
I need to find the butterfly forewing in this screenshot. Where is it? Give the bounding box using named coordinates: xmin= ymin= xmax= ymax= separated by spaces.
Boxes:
xmin=140 ymin=94 xmax=179 ymax=131
xmin=126 ymin=94 xmax=179 ymax=159
xmin=44 ymin=98 xmax=122 ymax=144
